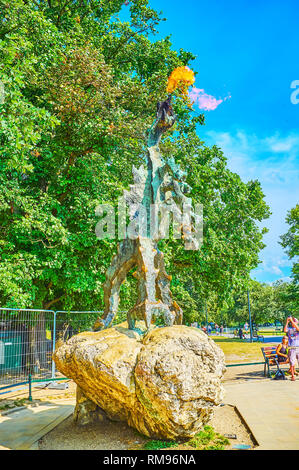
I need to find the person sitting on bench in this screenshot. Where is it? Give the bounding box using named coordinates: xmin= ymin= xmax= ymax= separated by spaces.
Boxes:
xmin=276 ymin=336 xmax=289 ymax=364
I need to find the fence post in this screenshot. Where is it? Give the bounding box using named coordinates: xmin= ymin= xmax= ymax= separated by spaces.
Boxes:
xmin=28 ymin=373 xmax=32 ymax=402
xmin=247 ymin=289 xmax=253 ymax=343
xmin=51 ymin=311 xmax=56 ymax=379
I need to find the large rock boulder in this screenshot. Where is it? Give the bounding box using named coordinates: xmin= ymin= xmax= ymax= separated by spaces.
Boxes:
xmin=53 ymin=323 xmax=226 ymax=439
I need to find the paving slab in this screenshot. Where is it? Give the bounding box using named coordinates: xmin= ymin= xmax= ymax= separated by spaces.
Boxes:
xmin=224 ymin=378 xmax=299 ymax=450
xmin=0 ymin=400 xmax=74 ymax=450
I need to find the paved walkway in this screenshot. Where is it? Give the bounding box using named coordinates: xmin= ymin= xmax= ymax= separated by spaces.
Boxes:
xmin=1 ymin=379 xmax=299 ymax=450
xmin=224 ymin=379 xmax=299 ymax=450
xmin=0 ymin=399 xmax=74 ymax=450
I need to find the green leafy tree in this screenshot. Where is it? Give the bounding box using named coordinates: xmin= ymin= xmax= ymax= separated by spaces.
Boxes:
xmin=273 ymin=280 xmax=298 ymax=320
xmin=225 ymin=281 xmax=275 ymax=326
xmin=280 ymin=204 xmax=299 ymax=282
xmin=0 ymin=0 xmax=188 ymax=310
xmin=279 ymin=205 xmax=299 ymax=317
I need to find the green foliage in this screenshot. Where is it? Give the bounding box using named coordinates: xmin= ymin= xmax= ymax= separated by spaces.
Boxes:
xmin=221 ymin=280 xmax=298 ymax=326
xmin=0 ymin=397 xmax=28 ymax=411
xmin=280 ymin=204 xmax=299 ymax=260
xmin=276 ymin=205 xmax=299 ymax=318
xmin=0 ymin=0 xmax=270 ymax=321
xmin=187 ymin=426 xmax=230 ymax=450
xmin=280 ymin=204 xmax=299 ymax=283
xmin=142 ymin=426 xmax=230 ymax=451
xmin=231 ymin=280 xmax=276 ymax=325
xmin=143 ymin=440 xmax=178 ymax=450
xmin=276 ymin=280 xmax=299 ymax=317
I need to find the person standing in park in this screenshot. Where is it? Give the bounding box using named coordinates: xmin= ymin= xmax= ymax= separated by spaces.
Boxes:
xmin=238 ymin=327 xmax=245 ymax=340
xmin=284 ymin=316 xmax=299 ymax=381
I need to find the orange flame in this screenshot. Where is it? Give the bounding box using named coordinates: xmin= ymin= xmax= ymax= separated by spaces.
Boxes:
xmin=166 ymin=66 xmax=195 ymax=100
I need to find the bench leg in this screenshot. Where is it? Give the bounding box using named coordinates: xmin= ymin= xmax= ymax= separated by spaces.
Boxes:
xmin=264 ymin=360 xmax=271 ymax=378
xmin=268 ymin=362 xmax=271 ymax=378
xmin=264 ymin=362 xmax=268 ymax=377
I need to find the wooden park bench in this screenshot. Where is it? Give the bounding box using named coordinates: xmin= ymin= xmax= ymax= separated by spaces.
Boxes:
xmin=261 ymin=345 xmax=289 ymax=378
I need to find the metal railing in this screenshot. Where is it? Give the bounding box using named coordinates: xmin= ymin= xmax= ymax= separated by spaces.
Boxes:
xmin=0 ymin=308 xmax=56 ymax=388
xmin=0 ymin=308 xmax=114 ymax=393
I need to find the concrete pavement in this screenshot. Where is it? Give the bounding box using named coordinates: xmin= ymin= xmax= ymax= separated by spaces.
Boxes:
xmin=0 ymin=399 xmax=74 ymax=450
xmin=224 ymin=378 xmax=299 ymax=450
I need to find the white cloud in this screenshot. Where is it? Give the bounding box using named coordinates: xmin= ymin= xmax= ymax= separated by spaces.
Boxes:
xmin=265 ymin=134 xmax=299 ymax=154
xmin=254 ymin=256 xmax=292 ymax=277
xmin=270 ymin=266 xmax=283 ymax=275
xmin=204 ymin=130 xmax=299 ymax=282
xmin=206 ymin=130 xmax=299 ymax=186
xmin=269 ymin=276 xmax=293 ymax=286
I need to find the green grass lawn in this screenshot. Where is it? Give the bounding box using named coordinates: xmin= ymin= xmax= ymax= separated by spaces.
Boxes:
xmin=211 ymin=337 xmax=270 ymax=363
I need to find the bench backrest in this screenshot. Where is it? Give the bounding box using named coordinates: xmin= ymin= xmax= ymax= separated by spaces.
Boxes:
xmin=261 ymin=346 xmax=277 ymax=360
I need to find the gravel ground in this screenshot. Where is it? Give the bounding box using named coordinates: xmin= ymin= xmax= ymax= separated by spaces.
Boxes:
xmin=38 ymin=402 xmax=256 ymax=450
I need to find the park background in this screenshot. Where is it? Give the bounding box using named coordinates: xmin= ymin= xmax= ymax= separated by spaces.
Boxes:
xmin=1 ymin=3 xmax=299 ymax=453
xmin=0 ymin=0 xmax=298 ymax=330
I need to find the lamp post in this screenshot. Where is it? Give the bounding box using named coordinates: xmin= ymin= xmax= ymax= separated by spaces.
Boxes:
xmin=247 ymin=289 xmax=253 ymax=343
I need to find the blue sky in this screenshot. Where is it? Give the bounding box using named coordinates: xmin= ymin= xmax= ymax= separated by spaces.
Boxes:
xmin=127 ymin=0 xmax=299 ymax=284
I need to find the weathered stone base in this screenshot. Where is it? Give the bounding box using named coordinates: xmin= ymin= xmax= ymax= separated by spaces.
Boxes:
xmin=54 ymin=322 xmax=226 ymax=439
xmin=74 ymin=386 xmax=107 ymax=426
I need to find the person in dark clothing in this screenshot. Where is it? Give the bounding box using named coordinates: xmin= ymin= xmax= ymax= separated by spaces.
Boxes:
xmin=276 ymin=336 xmax=289 ymax=364
xmin=238 ymin=328 xmax=245 ymax=339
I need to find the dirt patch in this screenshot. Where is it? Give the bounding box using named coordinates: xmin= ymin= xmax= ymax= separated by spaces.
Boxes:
xmin=210 ymin=404 xmax=256 ymax=448
xmin=39 ymin=412 xmax=145 ymax=450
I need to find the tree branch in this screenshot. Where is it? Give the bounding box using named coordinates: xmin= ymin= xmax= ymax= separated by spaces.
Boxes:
xmin=43 ymin=294 xmax=66 ymax=310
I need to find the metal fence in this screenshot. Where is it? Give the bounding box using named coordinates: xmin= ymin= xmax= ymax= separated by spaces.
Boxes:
xmin=0 ymin=309 xmax=237 ymax=393
xmin=0 ymin=308 xmax=109 ymax=392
